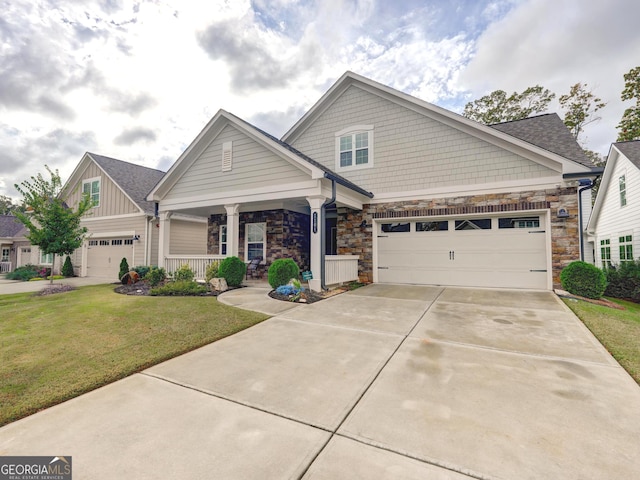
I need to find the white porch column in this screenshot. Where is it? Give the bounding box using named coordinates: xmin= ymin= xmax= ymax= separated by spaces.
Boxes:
xmin=306 ymin=196 xmax=325 ymax=292
xmin=157 ymin=211 xmax=171 ymax=268
xmin=224 ymin=204 xmax=240 ymax=257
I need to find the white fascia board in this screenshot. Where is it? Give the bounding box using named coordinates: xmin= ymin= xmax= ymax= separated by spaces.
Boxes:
xmin=170 ymin=213 xmax=208 ymax=223
xmin=284 ymin=72 xmax=589 ymax=175
xmin=158 ymin=180 xmax=323 ymax=212
xmin=368 ymin=176 xmax=564 ymax=204
xmin=81 ymin=212 xmax=146 ymax=222
xmin=60 ymin=152 xmax=93 ymax=200
xmin=586 ymin=144 xmax=619 ymax=233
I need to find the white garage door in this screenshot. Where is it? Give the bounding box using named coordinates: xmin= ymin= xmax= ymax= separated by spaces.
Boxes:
xmin=87 ymin=238 xmax=134 ymax=279
xmin=376 ymin=214 xmax=548 ymax=289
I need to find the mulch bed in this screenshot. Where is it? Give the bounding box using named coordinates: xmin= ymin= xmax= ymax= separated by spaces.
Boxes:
xmin=268 ymin=287 xmax=347 ymax=304
xmin=557 ymin=290 xmax=626 ymax=310
xmin=35 ymin=284 xmax=77 ymax=296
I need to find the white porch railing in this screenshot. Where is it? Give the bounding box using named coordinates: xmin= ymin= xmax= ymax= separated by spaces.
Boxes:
xmin=0 ymin=262 xmax=11 ymax=273
xmin=325 ymin=255 xmax=359 ymax=285
xmin=164 ymin=255 xmax=225 ymax=281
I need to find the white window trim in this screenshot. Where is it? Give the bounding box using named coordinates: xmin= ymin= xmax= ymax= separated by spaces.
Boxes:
xmin=244 ymin=222 xmax=266 ymax=261
xmin=82 ymin=176 xmax=101 ymax=208
xmin=219 ymin=225 xmax=227 ymax=255
xmin=1 ymin=248 xmax=9 ymax=262
xmin=40 ymin=251 xmax=54 ymax=265
xmin=335 ymin=125 xmax=374 ymax=172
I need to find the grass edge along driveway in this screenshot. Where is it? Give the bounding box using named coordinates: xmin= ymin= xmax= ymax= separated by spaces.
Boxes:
xmin=0 ymin=284 xmax=269 ymax=427
xmin=564 ymin=297 xmax=640 ymax=385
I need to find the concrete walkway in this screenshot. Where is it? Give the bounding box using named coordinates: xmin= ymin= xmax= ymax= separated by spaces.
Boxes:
xmin=1 ymin=284 xmax=639 ymax=479
xmin=0 ymin=274 xmax=115 ymax=294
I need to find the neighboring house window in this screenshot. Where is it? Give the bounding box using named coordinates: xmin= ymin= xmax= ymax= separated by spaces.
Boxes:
xmin=245 ymin=223 xmax=266 ymax=261
xmin=600 ymin=239 xmax=611 ymax=268
xmin=1 ymin=248 xmax=9 ymax=262
xmin=40 ymin=251 xmax=53 ymax=264
xmin=220 ymin=225 xmax=227 ymax=255
xmin=335 ymin=126 xmax=373 ymax=170
xmin=619 ymin=235 xmax=633 ymax=263
xmin=83 ymin=177 xmax=101 ymax=207
xmin=619 ymin=175 xmax=627 ymax=207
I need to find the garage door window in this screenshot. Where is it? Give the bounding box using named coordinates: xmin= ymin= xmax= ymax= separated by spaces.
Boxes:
xmin=381 ymin=223 xmax=410 ymax=233
xmin=416 ymin=221 xmax=448 ymax=231
xmin=455 ymin=219 xmax=491 ymax=230
xmin=498 ymin=217 xmax=540 ymax=229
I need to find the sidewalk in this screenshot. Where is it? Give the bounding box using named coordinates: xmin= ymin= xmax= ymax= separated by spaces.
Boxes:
xmin=0 ymin=275 xmax=116 ymax=294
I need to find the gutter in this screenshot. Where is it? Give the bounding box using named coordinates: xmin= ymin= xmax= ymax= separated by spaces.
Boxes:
xmin=563 ymin=167 xmax=604 ymax=179
xmin=320 ymin=178 xmax=337 ymax=290
xmin=577 ymin=176 xmax=600 ymax=261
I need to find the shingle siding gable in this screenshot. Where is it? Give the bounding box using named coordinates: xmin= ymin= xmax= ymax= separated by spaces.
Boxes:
xmin=289 ymin=85 xmax=557 ymax=193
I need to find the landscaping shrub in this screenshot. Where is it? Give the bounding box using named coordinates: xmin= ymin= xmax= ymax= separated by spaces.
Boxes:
xmin=132 ymin=265 xmax=151 ymax=279
xmin=267 ymin=258 xmax=300 ymax=289
xmin=560 ymin=261 xmax=607 ymax=299
xmin=604 ymin=261 xmax=640 ymax=302
xmin=119 ymin=258 xmax=129 ymax=281
xmin=204 ymin=260 xmax=221 ymax=283
xmin=173 ymin=264 xmax=195 ymax=282
xmin=62 ymin=256 xmax=74 ymax=277
xmin=145 ymin=266 xmax=167 ymax=287
xmin=218 ymin=256 xmax=246 ymax=287
xmin=6 ymin=264 xmax=39 ymax=281
xmin=150 ymin=280 xmax=209 ymax=296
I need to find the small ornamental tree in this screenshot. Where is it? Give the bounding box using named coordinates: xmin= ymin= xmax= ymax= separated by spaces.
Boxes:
xmin=119 ymin=258 xmax=130 ymax=281
xmin=14 ymin=166 xmax=93 ymax=284
xmin=62 ymin=256 xmax=74 ymax=277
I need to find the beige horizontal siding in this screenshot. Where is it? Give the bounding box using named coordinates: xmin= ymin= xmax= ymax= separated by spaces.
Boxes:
xmin=169 ymin=219 xmax=207 ymax=255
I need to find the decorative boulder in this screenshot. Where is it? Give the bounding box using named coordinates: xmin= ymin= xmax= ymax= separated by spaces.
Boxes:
xmin=210 ymin=277 xmax=228 ymax=292
xmin=120 ymin=271 xmax=140 ymax=285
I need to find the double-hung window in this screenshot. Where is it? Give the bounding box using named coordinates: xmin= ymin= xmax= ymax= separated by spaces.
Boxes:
xmin=619 ymin=235 xmax=633 ymax=263
xmin=336 ymin=126 xmax=373 ymax=171
xmin=83 ymin=177 xmax=101 ymax=207
xmin=1 ymin=248 xmax=9 ymax=262
xmin=246 ymin=223 xmax=265 ymax=261
xmin=40 ymin=251 xmax=53 ymax=264
xmin=600 ymin=239 xmax=611 ymax=268
xmin=619 ymin=174 xmax=627 ymax=207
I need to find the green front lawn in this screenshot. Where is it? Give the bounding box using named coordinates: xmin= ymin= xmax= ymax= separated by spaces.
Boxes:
xmin=0 ymin=285 xmax=268 ymax=426
xmin=564 ymin=297 xmax=640 ymax=384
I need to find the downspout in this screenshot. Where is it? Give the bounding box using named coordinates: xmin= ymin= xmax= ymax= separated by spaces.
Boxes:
xmin=320 ymin=177 xmax=337 ymax=290
xmin=577 ymin=178 xmax=597 ymax=262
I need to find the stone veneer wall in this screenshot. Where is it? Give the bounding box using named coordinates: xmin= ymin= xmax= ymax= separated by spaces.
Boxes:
xmin=208 ymin=209 xmax=310 ymax=270
xmin=336 ymin=186 xmax=580 ymax=288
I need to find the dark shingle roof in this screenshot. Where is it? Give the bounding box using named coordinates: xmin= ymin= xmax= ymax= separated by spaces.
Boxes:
xmin=0 ymin=215 xmax=26 ymax=238
xmin=614 ymin=140 xmax=640 ymax=168
xmin=489 ymin=113 xmax=594 ymax=167
xmin=88 ymin=153 xmax=165 ymax=214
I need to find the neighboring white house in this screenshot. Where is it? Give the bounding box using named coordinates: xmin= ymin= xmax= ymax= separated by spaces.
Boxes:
xmin=59 ymin=153 xmax=208 ymax=279
xmin=587 ymin=140 xmax=640 ymax=268
xmin=148 ymin=72 xmax=601 ymax=291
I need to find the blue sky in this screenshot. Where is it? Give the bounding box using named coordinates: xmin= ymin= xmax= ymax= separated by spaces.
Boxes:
xmin=1 ymin=0 xmax=639 ymax=200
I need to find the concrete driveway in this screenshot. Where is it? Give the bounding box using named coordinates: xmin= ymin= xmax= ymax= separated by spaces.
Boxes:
xmin=1 ymin=285 xmax=639 ymax=479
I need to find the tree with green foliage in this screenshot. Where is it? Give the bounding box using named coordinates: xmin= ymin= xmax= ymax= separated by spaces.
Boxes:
xmin=0 ymin=195 xmax=20 ymax=215
xmin=119 ymin=257 xmax=130 ymax=281
xmin=463 ymin=85 xmax=555 ymax=124
xmin=617 ymin=66 xmax=640 ymax=141
xmin=62 ymin=256 xmax=75 ymax=277
xmin=14 ymin=166 xmax=93 ymax=284
xmin=559 ymin=83 xmax=606 ymax=140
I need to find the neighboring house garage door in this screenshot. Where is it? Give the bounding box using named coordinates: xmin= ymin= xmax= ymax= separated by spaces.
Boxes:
xmin=87 ymin=238 xmax=134 ymax=279
xmin=376 ymin=214 xmax=548 ymax=289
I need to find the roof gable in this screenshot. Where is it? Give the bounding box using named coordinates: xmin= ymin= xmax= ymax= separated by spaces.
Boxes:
xmin=148 ymin=110 xmax=371 ymax=201
xmin=588 ymin=140 xmax=640 ymax=232
xmin=283 ymin=72 xmax=593 ymax=176
xmin=62 ymin=153 xmax=164 ymax=215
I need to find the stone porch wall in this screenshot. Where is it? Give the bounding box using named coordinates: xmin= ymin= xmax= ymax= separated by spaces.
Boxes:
xmin=208 ymin=209 xmax=310 ymax=270
xmin=336 ymin=187 xmax=580 ymax=288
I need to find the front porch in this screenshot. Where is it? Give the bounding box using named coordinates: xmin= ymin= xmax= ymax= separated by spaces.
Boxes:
xmin=163 ymin=253 xmax=360 ymax=287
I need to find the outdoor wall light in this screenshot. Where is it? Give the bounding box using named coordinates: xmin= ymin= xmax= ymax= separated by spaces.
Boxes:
xmin=133 ymin=235 xmax=141 ymax=241
xmin=557 ymin=208 xmax=570 ymax=218
xmin=360 ymin=219 xmax=369 ymax=228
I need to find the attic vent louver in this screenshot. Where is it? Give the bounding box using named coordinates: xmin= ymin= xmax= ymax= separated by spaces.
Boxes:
xmin=222 ymin=141 xmax=232 ymax=172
